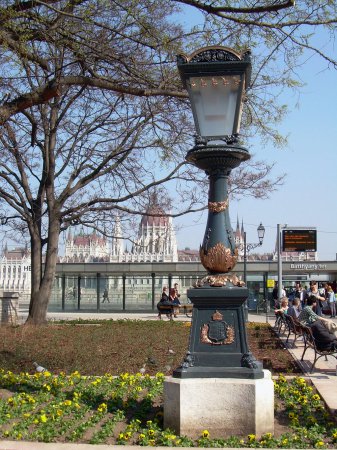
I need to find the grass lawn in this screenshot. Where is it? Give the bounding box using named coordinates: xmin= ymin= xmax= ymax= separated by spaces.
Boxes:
xmin=0 ymin=320 xmax=301 ymax=376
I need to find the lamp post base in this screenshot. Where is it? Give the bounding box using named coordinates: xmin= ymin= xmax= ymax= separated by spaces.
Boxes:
xmin=173 ymin=285 xmax=263 ymax=379
xmin=164 ymin=372 xmax=274 ymax=438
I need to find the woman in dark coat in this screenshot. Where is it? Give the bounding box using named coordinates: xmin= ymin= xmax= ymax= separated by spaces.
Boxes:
xmin=157 ymin=287 xmax=173 ymax=319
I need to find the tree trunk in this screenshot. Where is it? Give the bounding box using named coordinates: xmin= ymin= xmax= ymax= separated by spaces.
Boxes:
xmin=26 ymin=217 xmax=61 ymax=325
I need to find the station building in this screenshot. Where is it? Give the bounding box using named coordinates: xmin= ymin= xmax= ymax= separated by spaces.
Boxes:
xmin=50 ymin=259 xmax=337 ymax=313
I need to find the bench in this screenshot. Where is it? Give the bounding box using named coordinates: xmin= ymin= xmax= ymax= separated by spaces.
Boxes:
xmin=157 ymin=303 xmax=174 ymax=320
xmin=180 ymin=303 xmax=193 ymax=317
xmin=274 ymin=310 xmax=287 ymax=333
xmin=300 ymin=324 xmax=337 ymax=372
xmin=284 ymin=315 xmax=303 ymax=347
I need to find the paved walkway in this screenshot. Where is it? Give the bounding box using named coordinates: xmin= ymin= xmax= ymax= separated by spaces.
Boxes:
xmin=265 ymin=314 xmax=337 ymax=415
xmin=0 ymin=310 xmax=336 ymax=449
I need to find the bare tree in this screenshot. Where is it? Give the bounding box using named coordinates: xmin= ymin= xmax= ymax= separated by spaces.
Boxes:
xmin=3 ymin=0 xmax=335 ymax=323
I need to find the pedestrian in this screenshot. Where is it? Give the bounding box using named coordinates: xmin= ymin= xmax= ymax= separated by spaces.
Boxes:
xmin=102 ymin=288 xmax=109 ymax=303
xmin=294 ymin=282 xmax=307 ymax=308
xmin=327 ymin=285 xmax=336 ymax=318
xmin=272 ymin=282 xmax=286 ymax=308
xmin=306 ymin=281 xmax=326 ymax=316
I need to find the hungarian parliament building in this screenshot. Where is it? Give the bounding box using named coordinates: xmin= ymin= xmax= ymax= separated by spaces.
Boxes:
xmin=0 ymin=202 xmax=315 ymax=293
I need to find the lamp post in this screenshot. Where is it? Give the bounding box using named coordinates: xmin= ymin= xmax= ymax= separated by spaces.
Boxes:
xmin=243 ymin=223 xmax=265 ymax=284
xmin=172 ymin=46 xmax=263 ymax=379
xmin=164 ymin=46 xmax=274 ymax=438
xmin=243 ymin=223 xmax=265 ymax=320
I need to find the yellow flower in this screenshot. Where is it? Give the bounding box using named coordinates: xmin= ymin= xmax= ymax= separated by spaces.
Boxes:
xmin=315 ymin=441 xmax=324 ymax=448
xmin=202 ymin=429 xmax=210 ymax=438
xmin=63 ymin=400 xmax=72 ymax=406
xmin=139 ymin=433 xmax=146 ymax=439
xmin=40 ymin=414 xmax=48 ymax=423
xmin=148 ymin=439 xmax=155 ymax=446
xmin=148 ymin=429 xmax=155 ymax=436
xmin=43 ymin=371 xmax=52 ymax=377
xmin=248 ymin=434 xmax=256 ymax=442
xmin=97 ymin=403 xmax=107 ymax=413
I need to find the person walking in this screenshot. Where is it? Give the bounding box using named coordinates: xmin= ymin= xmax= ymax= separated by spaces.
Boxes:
xmin=327 ymin=285 xmax=336 ymax=318
xmin=306 ymin=281 xmax=326 ymax=316
xmin=294 ymin=282 xmax=307 ymax=308
xmin=102 ymin=288 xmax=110 ymax=303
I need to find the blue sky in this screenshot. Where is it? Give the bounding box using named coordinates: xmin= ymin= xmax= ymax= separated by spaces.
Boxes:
xmin=175 ymin=21 xmax=337 ymax=260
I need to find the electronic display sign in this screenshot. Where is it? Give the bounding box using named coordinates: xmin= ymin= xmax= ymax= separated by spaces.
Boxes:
xmin=282 ymin=229 xmax=317 ymax=252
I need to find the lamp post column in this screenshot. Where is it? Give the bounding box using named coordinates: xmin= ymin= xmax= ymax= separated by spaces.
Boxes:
xmin=243 ymin=231 xmax=247 ymax=284
xmin=164 ymin=46 xmax=274 ymax=439
xmin=173 ymin=141 xmax=263 ymax=379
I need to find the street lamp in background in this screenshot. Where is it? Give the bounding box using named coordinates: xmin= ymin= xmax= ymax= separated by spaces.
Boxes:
xmin=243 ymin=223 xmax=265 ymax=320
xmin=243 ymin=222 xmax=266 ymax=284
xmin=164 ymin=46 xmax=274 ymax=438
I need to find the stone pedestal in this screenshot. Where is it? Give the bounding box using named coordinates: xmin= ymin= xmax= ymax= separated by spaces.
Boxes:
xmin=0 ymin=291 xmax=19 ymax=325
xmin=164 ymin=371 xmax=274 ymax=439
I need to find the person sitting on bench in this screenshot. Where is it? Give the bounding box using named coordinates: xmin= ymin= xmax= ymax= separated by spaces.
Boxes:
xmin=157 ymin=286 xmax=174 ymax=319
xmin=299 ymin=296 xmax=337 ymax=351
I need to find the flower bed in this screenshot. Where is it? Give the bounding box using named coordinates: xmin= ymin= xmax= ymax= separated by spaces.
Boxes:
xmin=0 ymin=370 xmax=336 ymax=447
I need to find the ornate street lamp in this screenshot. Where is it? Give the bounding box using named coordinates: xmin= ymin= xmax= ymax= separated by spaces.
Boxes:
xmin=243 ymin=223 xmax=265 ymax=319
xmin=173 ymin=46 xmax=264 ymax=379
xmin=243 ymin=222 xmax=266 ymax=284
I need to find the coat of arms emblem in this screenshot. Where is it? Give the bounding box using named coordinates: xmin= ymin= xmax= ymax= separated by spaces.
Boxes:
xmin=200 ymin=310 xmax=235 ymax=345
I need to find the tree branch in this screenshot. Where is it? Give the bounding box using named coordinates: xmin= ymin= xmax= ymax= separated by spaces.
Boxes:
xmin=174 ymin=0 xmax=295 ymax=15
